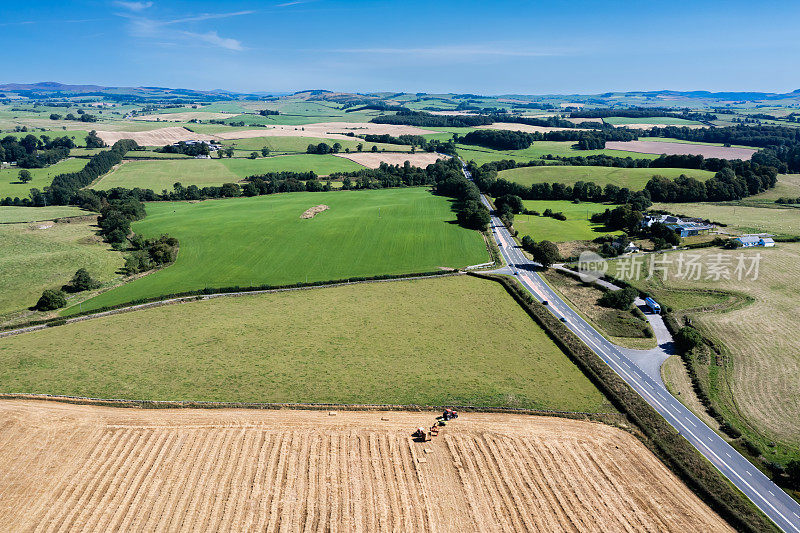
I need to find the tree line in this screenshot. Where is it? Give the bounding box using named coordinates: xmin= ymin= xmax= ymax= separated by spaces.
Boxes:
xmin=0 ymin=133 xmax=75 ymax=169
xmin=457 ymin=128 xmax=636 ymax=151
xmin=570 ymin=107 xmax=717 ymax=122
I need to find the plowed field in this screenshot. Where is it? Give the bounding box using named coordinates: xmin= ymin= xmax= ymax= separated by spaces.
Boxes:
xmin=0 ymin=401 xmax=731 ymax=532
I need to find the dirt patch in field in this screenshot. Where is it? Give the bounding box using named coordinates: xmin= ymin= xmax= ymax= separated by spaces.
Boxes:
xmin=335 ymin=152 xmax=447 ymax=169
xmin=94 ymin=127 xmax=218 ymax=147
xmin=300 ymin=204 xmax=329 ymax=219
xmin=133 ymin=112 xmax=238 ymax=122
xmin=566 ymin=117 xmax=603 ymax=124
xmin=606 ymin=140 xmax=757 ymax=160
xmin=0 ymin=400 xmax=731 ymax=532
xmin=215 ymin=122 xmax=437 ymax=141
xmin=476 ymin=122 xmax=576 ymax=133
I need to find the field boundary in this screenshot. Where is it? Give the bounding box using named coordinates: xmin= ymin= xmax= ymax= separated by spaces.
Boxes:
xmin=0 ymin=393 xmax=619 ymax=419
xmin=0 ymin=270 xmax=463 ymax=337
xmin=466 ymin=271 xmax=777 ymax=533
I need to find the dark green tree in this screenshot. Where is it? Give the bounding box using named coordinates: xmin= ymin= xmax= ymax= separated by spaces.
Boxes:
xmin=35 ymin=289 xmax=67 ymax=311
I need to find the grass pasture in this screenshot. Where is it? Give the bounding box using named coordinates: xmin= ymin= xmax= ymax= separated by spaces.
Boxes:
xmin=499 ymin=165 xmax=714 ymax=190
xmin=0 ymin=206 xmax=88 ymax=223
xmin=607 ymin=245 xmax=800 ymax=462
xmin=7 ymin=276 xmax=611 ymax=412
xmin=0 ymin=218 xmax=123 ymax=317
xmin=457 ymin=141 xmax=661 ymax=166
xmin=92 ymin=155 xmax=366 ymax=190
xmin=0 ymin=158 xmax=87 ymax=199
xmin=513 ymin=200 xmax=621 ymax=242
xmin=71 ymin=188 xmax=489 ymax=312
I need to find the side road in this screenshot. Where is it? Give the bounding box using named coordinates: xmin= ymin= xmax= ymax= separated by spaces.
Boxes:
xmin=467 ymin=163 xmax=800 ymax=533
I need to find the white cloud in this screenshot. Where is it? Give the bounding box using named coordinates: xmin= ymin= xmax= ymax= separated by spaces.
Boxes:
xmin=183 ymin=30 xmax=244 ymax=51
xmin=114 ymin=1 xmax=153 ymax=11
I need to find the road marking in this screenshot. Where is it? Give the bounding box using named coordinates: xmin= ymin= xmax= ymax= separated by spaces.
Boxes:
xmin=479 ymin=191 xmax=800 ymax=533
xmin=726 ymin=453 xmax=732 ymax=458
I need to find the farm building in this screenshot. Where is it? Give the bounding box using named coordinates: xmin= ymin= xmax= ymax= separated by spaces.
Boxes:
xmin=735 ymin=235 xmax=775 ymax=247
xmin=642 ymin=214 xmax=714 ymax=237
xmin=665 ymin=221 xmax=715 ymax=238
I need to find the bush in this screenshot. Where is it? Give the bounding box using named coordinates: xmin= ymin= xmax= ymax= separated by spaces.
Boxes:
xmin=598 ymin=287 xmax=638 ymax=310
xmin=674 ymin=326 xmax=704 ymax=352
xmin=35 ymin=289 xmax=67 ymax=311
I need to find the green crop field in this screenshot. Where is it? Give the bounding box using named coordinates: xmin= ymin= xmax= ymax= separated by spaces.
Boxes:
xmin=1 ymin=275 xmax=614 ymax=411
xmin=0 ymin=206 xmax=89 ymax=223
xmin=0 ymin=219 xmax=123 ymax=317
xmin=457 ymin=141 xmax=661 ymax=166
xmin=603 ymin=116 xmax=704 ymax=126
xmin=498 ymin=165 xmax=714 ymax=190
xmin=512 ymin=200 xmax=621 ymax=242
xmin=71 ymin=188 xmax=489 ymax=312
xmin=0 ymin=158 xmax=87 ymax=199
xmin=221 ymin=135 xmax=408 ymax=154
xmin=92 ymin=155 xmax=366 ymax=190
xmin=651 ymin=202 xmax=800 ymax=237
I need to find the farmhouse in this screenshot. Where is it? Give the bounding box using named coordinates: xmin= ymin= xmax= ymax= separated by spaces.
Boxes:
xmin=642 ymin=214 xmax=714 ymax=237
xmin=735 ymin=235 xmax=776 ymax=247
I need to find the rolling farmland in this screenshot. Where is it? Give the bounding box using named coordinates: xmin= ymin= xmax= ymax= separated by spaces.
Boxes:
xmin=0 ymin=401 xmax=732 ymax=532
xmin=652 ymin=201 xmax=800 ymax=237
xmin=512 ymin=200 xmax=621 ymax=242
xmin=608 ymin=244 xmax=800 ymax=461
xmin=4 ymin=276 xmax=610 ymax=412
xmin=91 ymin=155 xmax=365 ymax=190
xmin=0 ymin=157 xmax=87 ymax=199
xmin=0 ymin=218 xmax=123 ymax=317
xmin=71 ymin=188 xmax=489 ymax=313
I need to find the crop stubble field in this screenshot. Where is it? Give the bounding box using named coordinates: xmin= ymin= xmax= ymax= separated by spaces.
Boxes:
xmin=609 ymin=244 xmax=800 ymax=458
xmin=0 ymin=401 xmax=732 ymax=532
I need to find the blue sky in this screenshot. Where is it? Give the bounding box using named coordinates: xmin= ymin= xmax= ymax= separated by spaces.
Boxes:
xmin=1 ymin=0 xmax=798 ymax=94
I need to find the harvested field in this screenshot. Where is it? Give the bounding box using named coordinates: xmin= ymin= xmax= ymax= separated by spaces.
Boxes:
xmin=335 ymin=152 xmax=446 ymax=168
xmin=215 ymin=122 xmax=436 ymax=141
xmin=616 ymin=123 xmax=708 ymax=130
xmin=133 ymin=112 xmax=237 ymax=122
xmin=476 ymin=122 xmax=575 ymax=133
xmin=94 ymin=127 xmax=217 ymax=147
xmin=605 ymin=140 xmax=756 ymax=160
xmin=0 ymin=400 xmax=732 ymax=532
xmin=300 ymin=204 xmax=329 ymax=219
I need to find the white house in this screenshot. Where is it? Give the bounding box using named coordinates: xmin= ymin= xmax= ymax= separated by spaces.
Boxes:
xmin=735 ymin=235 xmax=775 ymax=247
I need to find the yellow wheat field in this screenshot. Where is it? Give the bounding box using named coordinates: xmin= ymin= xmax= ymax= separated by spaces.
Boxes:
xmin=0 ymin=401 xmax=731 ymax=532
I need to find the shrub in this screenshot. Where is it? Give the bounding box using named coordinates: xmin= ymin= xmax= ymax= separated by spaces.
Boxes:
xmin=674 ymin=326 xmax=704 ymax=353
xmin=598 ymin=287 xmax=638 ymax=310
xmin=35 ymin=289 xmax=67 ymax=311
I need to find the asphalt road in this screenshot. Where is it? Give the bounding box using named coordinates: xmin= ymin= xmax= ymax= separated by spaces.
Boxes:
xmin=465 ymin=165 xmax=800 ymax=533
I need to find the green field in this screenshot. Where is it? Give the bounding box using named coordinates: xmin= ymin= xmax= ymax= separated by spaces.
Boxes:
xmin=513 ymin=200 xmax=621 ymax=242
xmin=499 ymin=166 xmax=714 ymax=190
xmin=1 ymin=275 xmax=613 ymax=411
xmin=458 ymin=141 xmax=661 ymax=166
xmin=0 ymin=158 xmax=87 ymax=199
xmin=92 ymin=155 xmax=366 ymax=190
xmin=603 ymin=116 xmax=704 ymax=126
xmin=652 ymin=202 xmax=800 ymax=237
xmin=0 ymin=219 xmax=124 ymax=317
xmin=71 ymin=188 xmax=489 ymax=312
xmin=221 ymin=135 xmax=408 ymax=154
xmin=0 ymin=206 xmax=89 ymax=223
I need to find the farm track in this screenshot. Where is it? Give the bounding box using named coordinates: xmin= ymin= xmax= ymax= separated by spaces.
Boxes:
xmin=0 ymin=401 xmax=732 ymax=532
